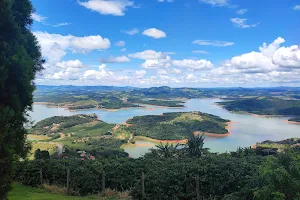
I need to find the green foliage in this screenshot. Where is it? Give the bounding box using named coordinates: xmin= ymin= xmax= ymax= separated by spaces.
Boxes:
xmin=126 ymin=112 xmax=229 ymax=140
xmin=185 ymin=134 xmax=207 ymax=157
xmin=0 ymin=0 xmax=44 ymax=198
xmin=253 ymin=151 xmax=300 ymax=200
xmin=29 ymin=114 xmax=98 ymax=135
xmin=219 ymin=97 xmax=300 ymax=115
xmin=14 ymin=154 xmax=262 ymax=198
xmin=127 ymin=97 xmax=185 ymax=107
xmin=34 ymin=149 xmax=50 ymax=160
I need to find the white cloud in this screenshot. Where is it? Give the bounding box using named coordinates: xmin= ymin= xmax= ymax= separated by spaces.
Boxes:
xmin=192 ymin=40 xmax=234 ymax=47
xmin=129 ymin=50 xmax=166 ymax=59
xmin=53 ymin=23 xmax=72 ymax=27
xmin=293 ymin=5 xmax=300 ymax=10
xmin=70 ymin=35 xmax=110 ymax=53
xmin=230 ymin=18 xmax=258 ymax=28
xmin=217 ymin=37 xmax=300 ymax=74
xmin=192 ymin=50 xmax=209 ymax=54
xmin=123 ymin=28 xmax=139 ymax=35
xmin=158 ymin=0 xmax=174 ymax=2
xmin=56 ymin=60 xmax=83 ymax=68
xmin=141 ymin=56 xmax=171 ymax=69
xmin=78 ymin=0 xmax=135 ymax=16
xmin=100 ymin=56 xmax=130 ymax=63
xmin=143 ymin=28 xmax=166 ymax=39
xmin=272 ymin=45 xmax=300 ymax=68
xmin=135 ymin=70 xmax=146 ymax=78
xmin=31 ymin=13 xmax=47 ymax=22
xmin=236 ymin=9 xmax=248 ymax=15
xmin=121 ymin=48 xmax=127 ymax=52
xmin=115 ymin=40 xmax=126 ymax=47
xmin=199 ymin=0 xmax=229 ymax=7
xmin=172 ymin=59 xmax=214 ymax=71
xmin=33 ymin=32 xmax=111 ymax=64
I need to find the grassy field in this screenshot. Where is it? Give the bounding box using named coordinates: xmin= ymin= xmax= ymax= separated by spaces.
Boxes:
xmin=8 ymin=184 xmax=129 ymax=200
xmin=63 ymin=121 xmax=115 ymax=137
xmin=28 ymin=142 xmax=58 ymax=160
xmin=27 ymin=134 xmax=51 ymax=141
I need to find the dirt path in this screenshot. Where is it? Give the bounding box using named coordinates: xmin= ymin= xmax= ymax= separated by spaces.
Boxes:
xmin=56 ymin=143 xmax=63 ymax=155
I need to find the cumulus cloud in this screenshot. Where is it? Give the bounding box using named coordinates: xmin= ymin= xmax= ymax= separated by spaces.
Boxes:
xmin=135 ymin=70 xmax=146 ymax=78
xmin=123 ymin=28 xmax=139 ymax=35
xmin=31 ymin=13 xmax=47 ymax=22
xmin=129 ymin=50 xmax=166 ymax=60
xmin=230 ymin=18 xmax=258 ymax=28
xmin=78 ymin=0 xmax=135 ymax=16
xmin=172 ymin=59 xmax=214 ymax=71
xmin=216 ymin=37 xmax=300 ymax=75
xmin=192 ymin=40 xmax=234 ymax=47
xmin=141 ymin=56 xmax=171 ymax=69
xmin=143 ymin=28 xmax=166 ymax=39
xmin=56 ymin=60 xmax=83 ymax=68
xmin=100 ymin=56 xmax=130 ymax=63
xmin=115 ymin=40 xmax=126 ymax=47
xmin=33 ymin=31 xmax=110 ymax=63
xmin=121 ymin=48 xmax=127 ymax=52
xmin=236 ymin=9 xmax=248 ymax=15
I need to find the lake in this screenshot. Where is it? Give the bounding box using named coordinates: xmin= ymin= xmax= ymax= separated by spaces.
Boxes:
xmin=29 ymin=99 xmax=300 ymax=158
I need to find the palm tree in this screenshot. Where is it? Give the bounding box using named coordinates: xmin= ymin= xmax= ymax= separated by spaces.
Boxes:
xmin=185 ymin=133 xmax=208 ymax=157
xmin=152 ymin=142 xmax=181 ymax=158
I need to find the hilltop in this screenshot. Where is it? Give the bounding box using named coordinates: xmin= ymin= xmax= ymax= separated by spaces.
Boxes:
xmin=125 ymin=112 xmax=230 ymax=140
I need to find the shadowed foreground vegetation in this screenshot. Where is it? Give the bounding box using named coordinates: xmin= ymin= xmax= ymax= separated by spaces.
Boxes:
xmin=13 ymin=135 xmax=300 ymax=200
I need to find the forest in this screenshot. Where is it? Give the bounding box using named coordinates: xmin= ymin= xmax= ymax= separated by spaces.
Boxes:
xmin=218 ymin=96 xmax=300 ymax=115
xmin=13 ymin=136 xmax=300 ymax=200
xmin=126 ymin=112 xmax=230 ymax=140
xmin=29 ymin=114 xmax=99 ymax=135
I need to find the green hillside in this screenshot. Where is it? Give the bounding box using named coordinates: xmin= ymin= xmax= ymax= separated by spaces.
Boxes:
xmin=218 ymin=97 xmax=300 ymax=115
xmin=126 ymin=112 xmax=230 ymax=140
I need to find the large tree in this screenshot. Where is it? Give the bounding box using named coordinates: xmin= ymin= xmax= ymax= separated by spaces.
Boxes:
xmin=0 ymin=0 xmax=44 ymax=198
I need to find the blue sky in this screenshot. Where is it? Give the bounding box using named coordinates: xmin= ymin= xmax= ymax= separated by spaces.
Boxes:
xmin=31 ymin=0 xmax=300 ymax=87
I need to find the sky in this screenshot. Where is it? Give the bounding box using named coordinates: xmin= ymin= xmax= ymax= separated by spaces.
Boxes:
xmin=31 ymin=0 xmax=300 ymax=87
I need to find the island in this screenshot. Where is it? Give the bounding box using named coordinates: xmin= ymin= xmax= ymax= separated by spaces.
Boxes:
xmin=124 ymin=112 xmax=230 ymax=140
xmin=218 ymin=96 xmax=300 ymax=115
xmin=27 ymin=114 xmax=129 ymax=159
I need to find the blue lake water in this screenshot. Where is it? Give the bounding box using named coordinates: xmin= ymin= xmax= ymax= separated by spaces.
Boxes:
xmin=29 ymin=99 xmax=300 ymax=158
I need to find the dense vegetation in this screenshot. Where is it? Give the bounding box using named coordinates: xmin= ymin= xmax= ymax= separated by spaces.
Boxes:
xmin=127 ymin=97 xmax=185 ymax=107
xmin=218 ymin=96 xmax=300 ymax=115
xmin=14 ymin=143 xmax=300 ymax=199
xmin=0 ymin=0 xmax=44 ymax=198
xmin=126 ymin=112 xmax=230 ymax=140
xmin=27 ymin=115 xmax=129 ymax=160
xmin=30 ymin=114 xmax=98 ymax=135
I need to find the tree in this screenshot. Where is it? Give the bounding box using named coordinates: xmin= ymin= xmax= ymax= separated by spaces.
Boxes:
xmin=185 ymin=133 xmax=208 ymax=157
xmin=150 ymin=142 xmax=181 ymax=158
xmin=34 ymin=149 xmax=50 ymax=160
xmin=0 ymin=0 xmax=44 ymax=198
xmin=253 ymin=151 xmax=300 ymax=200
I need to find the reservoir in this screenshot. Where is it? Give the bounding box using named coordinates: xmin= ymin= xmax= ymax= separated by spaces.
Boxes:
xmin=29 ymin=98 xmax=300 ymax=158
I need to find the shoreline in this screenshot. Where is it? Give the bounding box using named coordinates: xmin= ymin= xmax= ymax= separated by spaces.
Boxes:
xmin=284 ymin=120 xmax=300 ymax=125
xmin=34 ymin=102 xmax=186 ymax=112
